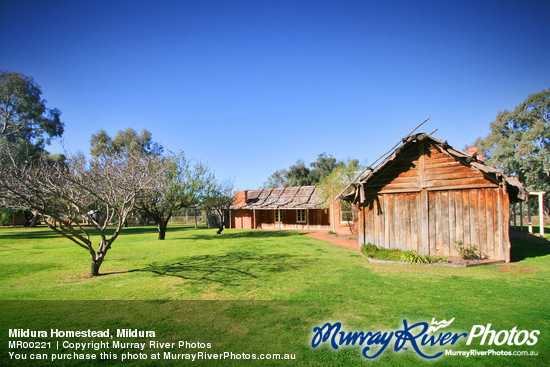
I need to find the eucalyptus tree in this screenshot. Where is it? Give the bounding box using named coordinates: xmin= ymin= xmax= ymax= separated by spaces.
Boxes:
xmin=90 ymin=128 xmax=163 ymax=158
xmin=1 ymin=70 xmax=65 ymax=225
xmin=262 ymin=153 xmax=339 ymax=188
xmin=474 ymin=88 xmax=550 ymax=214
xmin=0 ymin=70 xmax=63 ymax=156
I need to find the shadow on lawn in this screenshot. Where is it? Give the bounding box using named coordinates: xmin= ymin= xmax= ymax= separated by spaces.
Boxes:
xmin=111 ymin=251 xmax=311 ymax=286
xmin=0 ymin=225 xmax=189 ymax=239
xmin=0 ymin=226 xmax=62 ymax=240
xmin=187 ymin=230 xmax=302 ymax=241
xmin=510 ymin=228 xmax=550 ymax=262
xmin=111 ymin=225 xmax=205 ymax=236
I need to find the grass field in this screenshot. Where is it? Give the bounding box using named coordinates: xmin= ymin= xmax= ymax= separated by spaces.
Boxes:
xmin=1 ymin=225 xmax=549 ymax=366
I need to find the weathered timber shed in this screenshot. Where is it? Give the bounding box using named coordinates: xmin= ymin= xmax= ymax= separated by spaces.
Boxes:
xmin=231 ymin=186 xmax=330 ymax=230
xmin=343 ymin=133 xmax=527 ymax=262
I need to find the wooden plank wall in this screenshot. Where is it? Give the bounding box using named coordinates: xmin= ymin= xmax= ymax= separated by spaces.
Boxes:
xmin=427 ymin=188 xmax=508 ymax=259
xmin=361 ymin=193 xmax=421 ymax=251
xmin=360 ymin=187 xmax=510 ymax=260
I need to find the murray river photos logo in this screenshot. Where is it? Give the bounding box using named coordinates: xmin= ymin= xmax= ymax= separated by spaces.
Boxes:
xmin=310 ymin=318 xmax=540 ymax=359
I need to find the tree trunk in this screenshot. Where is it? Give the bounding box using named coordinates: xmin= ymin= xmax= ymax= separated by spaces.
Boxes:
xmin=89 ymin=250 xmax=106 ymax=277
xmin=158 ymin=222 xmax=167 ymax=240
xmin=90 ymin=261 xmax=100 ymax=277
xmin=90 ymin=258 xmax=103 ymax=277
xmin=158 ymin=224 xmax=166 ymax=241
xmin=30 ymin=213 xmax=40 ymax=227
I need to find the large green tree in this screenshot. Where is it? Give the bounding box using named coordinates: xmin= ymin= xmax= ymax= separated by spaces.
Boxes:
xmin=0 ymin=71 xmax=63 ymax=156
xmin=474 ymin=88 xmax=550 ymax=214
xmin=263 ymin=153 xmax=339 ymax=188
xmin=90 ymin=128 xmax=163 ymax=158
xmin=286 ymin=160 xmax=312 ymax=186
xmin=308 ymin=153 xmax=338 ymax=183
xmin=263 ymin=169 xmax=288 ymax=189
xmin=1 ymin=71 xmax=64 ymax=226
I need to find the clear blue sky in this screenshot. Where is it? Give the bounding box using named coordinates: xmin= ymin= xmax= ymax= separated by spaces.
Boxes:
xmin=2 ymin=0 xmax=549 ymax=189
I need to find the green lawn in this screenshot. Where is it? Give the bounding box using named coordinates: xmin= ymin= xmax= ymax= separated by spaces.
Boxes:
xmin=0 ymin=225 xmax=549 ymax=366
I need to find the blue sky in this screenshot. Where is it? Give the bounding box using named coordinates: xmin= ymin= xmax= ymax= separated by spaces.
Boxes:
xmin=2 ymin=0 xmax=549 ymax=189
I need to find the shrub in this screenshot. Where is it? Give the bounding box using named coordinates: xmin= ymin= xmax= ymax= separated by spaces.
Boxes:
xmin=361 ymin=245 xmax=448 ymax=264
xmin=454 ymin=240 xmax=486 ymax=260
xmin=401 ymin=250 xmax=449 ymax=264
xmin=360 ymin=243 xmax=403 ymax=261
xmin=0 ymin=212 xmax=11 ymax=226
xmin=424 ymin=254 xmax=449 ymax=263
xmin=402 ymin=250 xmax=426 ymax=264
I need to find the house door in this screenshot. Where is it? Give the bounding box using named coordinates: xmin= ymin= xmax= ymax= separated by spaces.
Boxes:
xmin=275 ymin=209 xmax=282 ymax=229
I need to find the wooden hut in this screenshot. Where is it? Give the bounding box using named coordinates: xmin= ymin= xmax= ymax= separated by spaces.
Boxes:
xmin=342 ymin=133 xmax=527 ymax=262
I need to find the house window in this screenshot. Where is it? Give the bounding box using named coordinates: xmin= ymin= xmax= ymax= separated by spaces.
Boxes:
xmin=274 ymin=210 xmax=282 ymax=222
xmin=297 ymin=209 xmax=306 ymax=223
xmin=340 ymin=201 xmax=353 ymax=223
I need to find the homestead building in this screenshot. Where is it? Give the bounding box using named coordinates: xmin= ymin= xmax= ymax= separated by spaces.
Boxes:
xmin=341 ymin=133 xmax=527 ymax=262
xmin=230 ymin=186 xmax=357 ymax=234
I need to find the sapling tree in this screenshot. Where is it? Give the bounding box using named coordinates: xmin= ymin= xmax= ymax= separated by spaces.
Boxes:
xmin=135 ymin=153 xmax=212 ymax=240
xmin=316 ymin=158 xmax=362 ymax=234
xmin=0 ymin=148 xmax=163 ymax=276
xmin=202 ymin=178 xmax=234 ymax=234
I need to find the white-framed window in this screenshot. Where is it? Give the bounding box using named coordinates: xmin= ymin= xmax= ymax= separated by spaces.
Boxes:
xmin=297 ymin=209 xmax=306 ymax=223
xmin=340 ymin=201 xmax=353 ymax=223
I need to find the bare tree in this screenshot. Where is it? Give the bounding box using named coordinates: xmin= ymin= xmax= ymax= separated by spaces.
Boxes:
xmin=0 ymin=149 xmax=163 ymax=276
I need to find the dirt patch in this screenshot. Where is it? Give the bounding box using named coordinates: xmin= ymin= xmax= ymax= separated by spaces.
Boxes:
xmin=303 ymin=231 xmax=358 ymax=249
xmin=445 ymin=256 xmax=504 ymax=266
xmin=496 ymin=265 xmax=538 ymax=275
xmin=324 ymin=233 xmax=359 ymax=242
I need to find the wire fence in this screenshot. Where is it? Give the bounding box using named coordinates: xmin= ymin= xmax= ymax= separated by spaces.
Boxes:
xmin=169 ymin=215 xmax=207 ymax=226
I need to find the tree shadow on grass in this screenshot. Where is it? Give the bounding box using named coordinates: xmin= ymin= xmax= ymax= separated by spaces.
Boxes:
xmin=0 ymin=226 xmax=64 ymax=240
xmin=510 ymin=228 xmax=550 ymax=262
xmin=0 ymin=225 xmax=159 ymax=240
xmin=105 ymin=251 xmax=311 ymax=286
xmin=186 ymin=230 xmax=304 ymax=241
xmin=0 ymin=225 xmax=203 ymax=241
xmin=110 ymin=225 xmax=202 ymax=236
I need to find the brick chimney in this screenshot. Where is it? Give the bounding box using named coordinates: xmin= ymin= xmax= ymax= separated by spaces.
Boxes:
xmin=467 ymin=147 xmax=484 ymax=162
xmin=233 ymin=191 xmax=248 ymax=207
